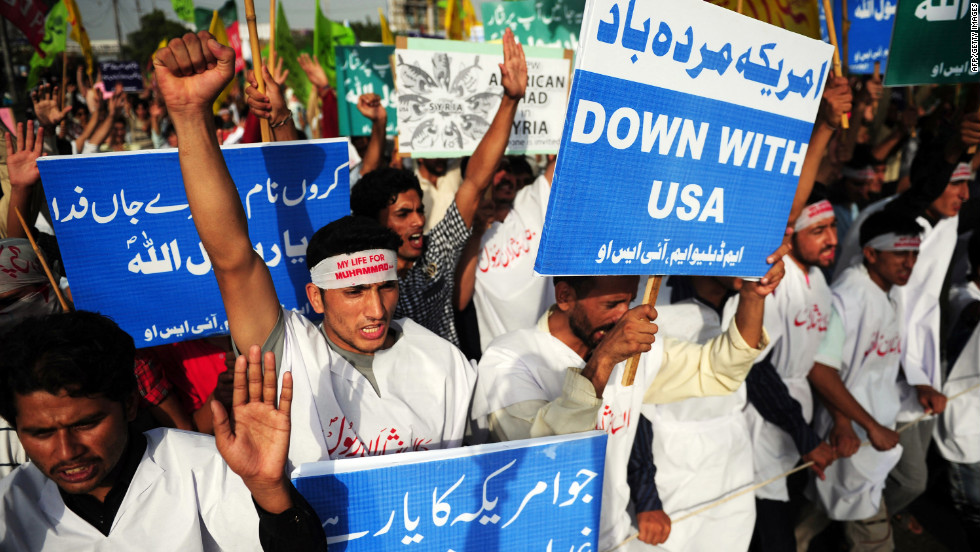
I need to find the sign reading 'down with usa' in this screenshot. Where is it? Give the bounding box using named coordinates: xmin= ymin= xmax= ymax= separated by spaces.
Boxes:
xmin=293 ymin=431 xmax=606 ymax=551
xmin=38 ymin=140 xmax=351 ymax=347
xmin=535 ymin=0 xmax=833 ymax=277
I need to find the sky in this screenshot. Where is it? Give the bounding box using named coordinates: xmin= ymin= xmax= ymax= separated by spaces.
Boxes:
xmin=82 ymin=0 xmax=493 ymax=41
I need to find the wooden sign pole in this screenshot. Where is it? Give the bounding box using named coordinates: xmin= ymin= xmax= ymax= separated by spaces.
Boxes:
xmin=14 ymin=207 xmax=70 ymax=312
xmin=244 ymin=0 xmax=272 ymax=142
xmin=621 ymin=275 xmax=663 ymax=386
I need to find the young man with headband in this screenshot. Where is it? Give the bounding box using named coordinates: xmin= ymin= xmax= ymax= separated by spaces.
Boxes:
xmin=744 ymin=190 xmax=839 ymax=552
xmin=796 ymin=208 xmax=922 ymax=550
xmin=834 ymin=124 xmax=976 ymax=519
xmin=153 ymin=33 xmax=474 ymax=469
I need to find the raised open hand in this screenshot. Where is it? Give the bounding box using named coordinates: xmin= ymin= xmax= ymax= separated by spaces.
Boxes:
xmin=212 ymin=345 xmax=292 ymax=489
xmin=31 ymin=83 xmax=71 ymax=128
xmin=5 ymin=121 xmax=44 ymax=190
xmin=499 ymin=28 xmax=527 ymax=101
xmin=297 ymin=53 xmax=329 ymax=90
xmin=271 ymin=56 xmax=290 ymax=87
xmin=153 ymin=31 xmax=236 ymax=117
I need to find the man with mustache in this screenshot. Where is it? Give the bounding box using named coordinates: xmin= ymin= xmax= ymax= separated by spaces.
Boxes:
xmin=743 ymin=188 xmax=841 ymax=552
xmin=473 ymin=243 xmax=787 ymax=550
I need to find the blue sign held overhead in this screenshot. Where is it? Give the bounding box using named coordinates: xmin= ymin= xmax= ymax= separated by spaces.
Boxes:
xmin=293 ymin=432 xmax=606 ymax=551
xmin=534 ymin=0 xmax=833 ymax=278
xmin=832 ymin=0 xmax=895 ymax=74
xmin=38 ymin=139 xmax=351 ymax=347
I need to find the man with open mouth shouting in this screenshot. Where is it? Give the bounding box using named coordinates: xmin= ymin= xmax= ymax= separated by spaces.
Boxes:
xmin=350 ymin=28 xmax=528 ymax=349
xmin=154 ymin=32 xmax=477 ymax=469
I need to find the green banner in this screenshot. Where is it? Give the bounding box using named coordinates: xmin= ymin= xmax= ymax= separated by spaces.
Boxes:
xmin=480 ymin=0 xmax=584 ymax=50
xmin=314 ymin=0 xmax=357 ymax=91
xmin=28 ymin=1 xmax=68 ymax=89
xmin=275 ymin=2 xmax=310 ymax=105
xmin=194 ymin=0 xmax=236 ymax=32
xmin=171 ymin=0 xmax=194 ymax=23
xmin=335 ymin=45 xmax=397 ymax=137
xmin=883 ymin=0 xmax=978 ymax=85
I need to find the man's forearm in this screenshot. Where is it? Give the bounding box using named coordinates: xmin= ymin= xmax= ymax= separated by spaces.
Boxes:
xmin=807 ymin=363 xmax=879 ymax=432
xmin=733 ymin=293 xmax=765 ymax=349
xmin=5 ymin=187 xmax=33 ymax=238
xmin=172 ymin=109 xmax=254 ymax=271
xmin=360 ymin=116 xmax=387 ymax=177
xmin=456 ymin=96 xmax=521 ymax=226
xmin=788 ymin=123 xmax=834 ymax=225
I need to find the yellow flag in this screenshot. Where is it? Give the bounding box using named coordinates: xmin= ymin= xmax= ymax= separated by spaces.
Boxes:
xmin=378 ymin=8 xmax=394 ymax=45
xmin=444 ymin=0 xmax=463 ymax=40
xmin=63 ymin=0 xmax=94 ymax=77
xmin=462 ymin=0 xmax=478 ymax=38
xmin=209 ymin=10 xmax=234 ymax=114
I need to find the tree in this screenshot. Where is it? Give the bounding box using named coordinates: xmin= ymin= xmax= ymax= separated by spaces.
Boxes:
xmin=350 ymin=18 xmax=381 ymax=43
xmin=122 ymin=10 xmax=191 ymax=67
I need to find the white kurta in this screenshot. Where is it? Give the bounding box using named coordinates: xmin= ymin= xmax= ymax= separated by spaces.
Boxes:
xmin=834 ymin=198 xmax=959 ymax=422
xmin=812 ymin=265 xmax=905 ymax=520
xmin=0 ymin=429 xmax=261 ymax=551
xmin=738 ymin=257 xmax=831 ymax=501
xmin=473 ymin=174 xmax=554 ymax=351
xmin=476 ymin=323 xmax=665 ymax=551
xmin=934 ymin=323 xmax=980 ymax=464
xmin=642 ymin=299 xmax=755 ymax=552
xmin=280 ymin=310 xmax=476 ymax=470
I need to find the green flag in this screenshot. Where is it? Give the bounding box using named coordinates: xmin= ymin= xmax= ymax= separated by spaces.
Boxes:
xmin=275 ymin=2 xmax=310 ymax=104
xmin=314 ymin=0 xmax=356 ymax=89
xmin=195 ymin=0 xmax=236 ymax=31
xmin=883 ymin=0 xmax=977 ymax=85
xmin=171 ymin=0 xmax=195 ymax=23
xmin=28 ymin=1 xmax=68 ymax=89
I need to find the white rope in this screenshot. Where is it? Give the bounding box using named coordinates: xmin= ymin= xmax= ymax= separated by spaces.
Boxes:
xmin=601 ymin=381 xmax=980 ymax=552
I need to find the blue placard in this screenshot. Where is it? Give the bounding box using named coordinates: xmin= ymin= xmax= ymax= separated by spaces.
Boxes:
xmin=293 ymin=432 xmax=606 ymax=551
xmin=99 ymin=61 xmax=144 ymax=92
xmin=38 ymin=139 xmax=351 ymax=347
xmin=534 ymin=0 xmax=833 ymax=278
xmin=832 ymin=0 xmax=895 ymax=74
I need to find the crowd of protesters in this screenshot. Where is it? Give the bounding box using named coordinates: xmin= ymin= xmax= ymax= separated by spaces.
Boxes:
xmin=0 ymin=28 xmax=978 ymax=552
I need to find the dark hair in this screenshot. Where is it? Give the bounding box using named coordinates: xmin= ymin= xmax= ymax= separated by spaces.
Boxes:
xmin=844 ymin=144 xmax=883 ymax=171
xmin=504 ymin=155 xmax=534 ymax=177
xmin=804 ymin=185 xmax=830 ymax=207
xmin=350 ymin=168 xmax=424 ymax=219
xmin=553 ymin=276 xmax=598 ymax=297
xmin=0 ymin=311 xmax=136 ymax=425
xmin=306 ymin=215 xmax=403 ymax=272
xmin=860 ymin=207 xmax=923 ymax=247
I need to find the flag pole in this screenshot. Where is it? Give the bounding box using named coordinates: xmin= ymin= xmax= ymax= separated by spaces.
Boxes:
xmin=268 ymin=0 xmax=276 ymax=74
xmin=244 ymin=0 xmax=272 ymax=142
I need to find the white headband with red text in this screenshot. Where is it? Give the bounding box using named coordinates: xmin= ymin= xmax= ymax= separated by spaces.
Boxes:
xmin=309 ymin=249 xmax=398 ymax=290
xmin=951 ymin=162 xmax=975 ymax=182
xmin=864 ymin=233 xmax=921 ymax=252
xmin=794 ymin=200 xmax=835 ymax=232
